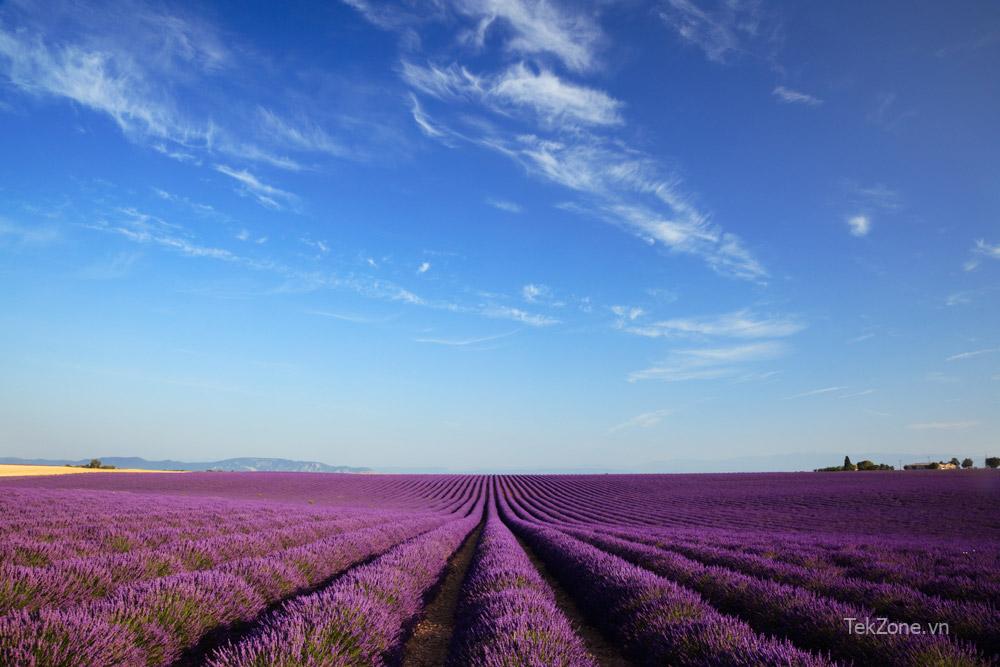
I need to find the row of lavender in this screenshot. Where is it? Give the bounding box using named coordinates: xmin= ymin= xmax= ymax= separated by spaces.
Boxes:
xmin=0 ymin=472 xmax=485 ymax=513
xmin=0 ymin=486 xmax=448 ymax=567
xmin=0 ymin=474 xmax=478 ymax=552
xmin=448 ymin=483 xmax=594 ymax=666
xmin=0 ymin=477 xmax=487 ymax=665
xmin=591 ymin=527 xmax=999 ymax=650
xmin=1 ymin=471 xmax=996 ymax=665
xmin=0 ymin=488 xmax=445 ymax=616
xmin=497 ymin=483 xmax=835 ymax=666
xmin=209 ymin=491 xmax=487 ymax=665
xmin=506 ymin=472 xmax=1000 ymax=540
xmin=503 ymin=474 xmax=1000 ymax=603
xmin=500 ymin=475 xmax=998 ymax=665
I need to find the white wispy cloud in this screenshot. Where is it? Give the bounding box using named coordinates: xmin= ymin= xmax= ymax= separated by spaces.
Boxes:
xmin=391 ymin=287 xmax=426 ymax=305
xmin=966 ymin=239 xmax=1000 ymax=271
xmin=88 ymin=218 xmax=241 ymax=264
xmin=945 ymin=291 xmax=972 ymax=307
xmin=619 ymin=309 xmax=804 ymax=339
xmin=346 ymin=0 xmax=602 ymax=72
xmin=256 ymin=108 xmax=350 ymax=160
xmin=0 ymin=1 xmax=381 ymax=177
xmin=975 ymin=239 xmax=1000 ymax=259
xmin=400 ymin=61 xmax=481 ymax=100
xmin=84 ymin=201 xmax=566 ymax=331
xmin=946 ymin=347 xmax=999 ymax=362
xmin=608 ymin=408 xmax=673 ymax=433
xmin=402 ymin=61 xmax=623 ymax=127
xmin=486 ymin=198 xmax=522 ymax=213
xmin=611 ymin=305 xmax=645 ymax=322
xmin=847 ymin=214 xmax=871 ymax=237
xmin=152 ymin=143 xmax=201 ymax=164
xmin=408 ymin=93 xmax=449 ymax=139
xmin=783 ymin=386 xmax=848 ymax=400
xmin=451 ymin=0 xmax=602 ymax=72
xmin=659 ymin=0 xmax=772 ymax=64
xmin=341 ymin=0 xmax=434 ymax=32
xmin=214 ymin=165 xmax=298 ymax=209
xmin=402 ymin=51 xmax=763 ymax=280
xmin=301 ymin=238 xmax=330 ymax=254
xmin=629 ymin=341 xmax=786 ymax=383
xmin=152 ymin=188 xmax=218 ymax=216
xmin=629 ymin=365 xmax=736 ymax=382
xmin=491 ymin=63 xmax=623 ymax=126
xmin=481 ymin=305 xmax=558 ymax=327
xmin=0 ymin=5 xmax=293 ymax=171
xmin=236 ymin=228 xmax=250 ymax=241
xmin=0 ymin=8 xmax=215 ymax=147
xmin=773 ymin=86 xmax=822 ymax=106
xmin=839 ymin=388 xmax=874 ymax=398
xmin=414 ymin=330 xmax=517 ymax=346
xmin=306 ymin=310 xmax=384 ymax=324
xmin=522 ymin=283 xmax=551 ymax=303
xmin=680 ymin=341 xmax=786 ymax=363
xmin=907 ymin=421 xmax=979 ymax=431
xmin=398 ymin=21 xmax=765 ymax=283
xmin=506 ymin=140 xmax=767 ymax=281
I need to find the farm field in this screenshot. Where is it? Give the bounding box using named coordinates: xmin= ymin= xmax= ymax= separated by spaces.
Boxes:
xmin=0 ymin=464 xmax=185 ymax=477
xmin=0 ymin=471 xmax=997 ymax=666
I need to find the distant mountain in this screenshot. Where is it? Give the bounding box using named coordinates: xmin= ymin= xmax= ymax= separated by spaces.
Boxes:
xmin=3 ymin=452 xmax=965 ymax=475
xmin=0 ymin=456 xmax=369 ymax=473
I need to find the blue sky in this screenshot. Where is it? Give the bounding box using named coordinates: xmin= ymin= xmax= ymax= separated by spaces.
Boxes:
xmin=1 ymin=0 xmax=998 ymax=471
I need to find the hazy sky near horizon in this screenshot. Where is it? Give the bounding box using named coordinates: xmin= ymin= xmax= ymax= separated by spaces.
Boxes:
xmin=1 ymin=0 xmax=998 ymax=470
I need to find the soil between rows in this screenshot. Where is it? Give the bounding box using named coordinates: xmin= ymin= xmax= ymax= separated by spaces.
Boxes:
xmin=400 ymin=521 xmax=485 ymax=666
xmin=511 ymin=528 xmax=634 ymax=667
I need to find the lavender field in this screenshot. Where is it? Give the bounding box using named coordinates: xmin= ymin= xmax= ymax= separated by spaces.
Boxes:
xmin=0 ymin=471 xmax=997 ymax=666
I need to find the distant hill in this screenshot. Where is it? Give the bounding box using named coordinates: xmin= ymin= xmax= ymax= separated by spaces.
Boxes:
xmin=0 ymin=456 xmax=369 ymax=473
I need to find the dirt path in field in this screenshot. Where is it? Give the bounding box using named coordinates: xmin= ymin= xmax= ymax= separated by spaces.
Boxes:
xmin=514 ymin=532 xmax=633 ymax=667
xmin=399 ymin=522 xmax=484 ymax=667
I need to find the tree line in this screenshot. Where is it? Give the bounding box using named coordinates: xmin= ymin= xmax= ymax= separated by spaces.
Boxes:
xmin=816 ymin=455 xmax=1000 ymax=472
